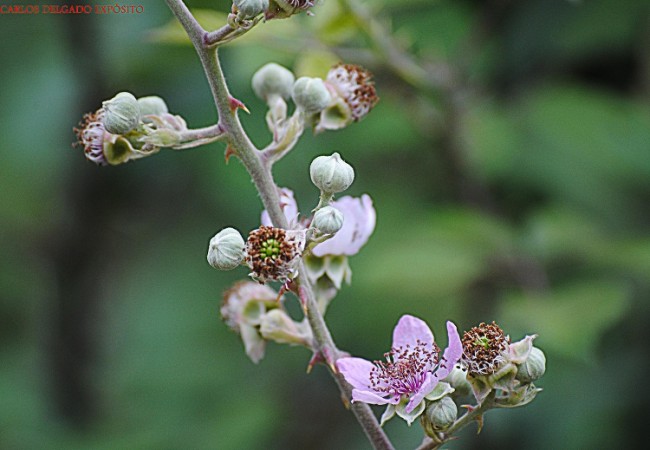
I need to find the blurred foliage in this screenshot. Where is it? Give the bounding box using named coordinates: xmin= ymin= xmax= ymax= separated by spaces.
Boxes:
xmin=1 ymin=0 xmax=649 ymax=449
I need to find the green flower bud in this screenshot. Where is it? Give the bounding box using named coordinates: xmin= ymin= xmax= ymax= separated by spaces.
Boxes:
xmin=310 ymin=152 xmax=355 ymax=194
xmin=252 ymin=63 xmax=295 ymax=102
xmin=137 ymin=96 xmax=168 ymax=116
xmin=234 ymin=0 xmax=269 ymax=19
xmin=424 ymin=396 xmax=457 ymax=432
xmin=207 ymin=227 xmax=246 ymax=270
xmin=292 ymin=77 xmax=331 ymax=114
xmin=516 ymin=346 xmax=546 ymax=384
xmin=444 ymin=365 xmax=472 ymax=397
xmin=102 ymin=92 xmax=141 ymax=134
xmin=312 ymin=206 xmax=344 ymax=235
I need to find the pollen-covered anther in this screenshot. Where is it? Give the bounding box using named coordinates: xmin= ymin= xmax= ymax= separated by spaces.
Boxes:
xmin=326 ymin=63 xmax=379 ymax=121
xmin=73 ymin=109 xmax=109 ymax=166
xmin=461 ymin=322 xmax=510 ymax=376
xmin=246 ymin=226 xmax=304 ymax=283
xmin=369 ymin=340 xmax=442 ymax=397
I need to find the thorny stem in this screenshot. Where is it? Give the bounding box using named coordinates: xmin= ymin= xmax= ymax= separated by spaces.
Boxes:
xmin=165 ymin=2 xmax=394 ymax=449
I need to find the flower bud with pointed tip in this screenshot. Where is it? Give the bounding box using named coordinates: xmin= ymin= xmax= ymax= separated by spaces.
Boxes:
xmin=252 ymin=63 xmax=295 ymax=102
xmin=102 ymin=92 xmax=141 ymax=134
xmin=207 ymin=227 xmax=246 ymax=270
xmin=516 ymin=346 xmax=546 ymax=384
xmin=310 ymin=152 xmax=355 ymax=194
xmin=137 ymin=96 xmax=168 ymax=116
xmin=234 ymin=0 xmax=269 ymax=19
xmin=424 ymin=396 xmax=457 ymax=432
xmin=312 ymin=206 xmax=344 ymax=235
xmin=292 ymin=77 xmax=331 ymax=114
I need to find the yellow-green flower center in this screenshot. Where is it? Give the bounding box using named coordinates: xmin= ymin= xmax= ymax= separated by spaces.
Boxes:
xmin=260 ymin=239 xmax=282 ymax=259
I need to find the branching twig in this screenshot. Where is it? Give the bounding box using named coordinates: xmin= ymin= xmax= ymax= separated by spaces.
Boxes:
xmin=164 ymin=2 xmax=394 ymax=449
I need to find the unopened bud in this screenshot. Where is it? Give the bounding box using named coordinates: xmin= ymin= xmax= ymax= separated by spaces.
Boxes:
xmin=292 ymin=77 xmax=331 ymax=114
xmin=234 ymin=0 xmax=269 ymax=19
xmin=207 ymin=227 xmax=246 ymax=270
xmin=310 ymin=152 xmax=355 ymax=194
xmin=424 ymin=396 xmax=457 ymax=431
xmin=102 ymin=92 xmax=140 ymax=134
xmin=252 ymin=63 xmax=295 ymax=102
xmin=312 ymin=206 xmax=344 ymax=235
xmin=516 ymin=346 xmax=546 ymax=384
xmin=137 ymin=96 xmax=169 ymax=116
xmin=445 ymin=365 xmax=472 ymax=397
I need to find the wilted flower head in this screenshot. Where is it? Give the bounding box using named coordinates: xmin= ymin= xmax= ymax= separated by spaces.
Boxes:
xmin=461 ymin=322 xmax=509 ymax=376
xmin=313 ymin=194 xmax=376 ymax=257
xmin=221 ymin=281 xmax=278 ymax=332
xmin=74 ymin=94 xmax=185 ymax=165
xmin=327 ymin=63 xmax=378 ymax=121
xmin=315 ymin=63 xmax=378 ymax=132
xmin=246 ymin=225 xmax=306 ymax=283
xmin=74 ymin=109 xmax=109 ymax=165
xmin=337 ymin=315 xmax=462 ymax=422
xmin=221 ymin=281 xmax=279 ymax=363
xmin=266 ymin=0 xmax=314 ymax=19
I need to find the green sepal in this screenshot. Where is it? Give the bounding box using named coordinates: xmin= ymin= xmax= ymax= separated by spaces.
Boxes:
xmin=425 ymin=381 xmax=455 ymax=402
xmin=395 ymin=398 xmax=426 ymax=426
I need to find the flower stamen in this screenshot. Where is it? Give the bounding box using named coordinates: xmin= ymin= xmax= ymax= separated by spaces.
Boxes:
xmin=369 ymin=340 xmax=442 ymax=398
xmin=73 ymin=109 xmax=109 ymax=165
xmin=461 ymin=322 xmax=510 ymax=376
xmin=246 ymin=226 xmax=305 ymax=283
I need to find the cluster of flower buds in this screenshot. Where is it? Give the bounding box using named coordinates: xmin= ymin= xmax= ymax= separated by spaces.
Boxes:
xmin=337 ymin=315 xmax=462 ymax=426
xmin=451 ymin=322 xmax=545 ymax=407
xmin=336 ymin=316 xmax=545 ymax=435
xmin=221 ymin=281 xmax=312 ymax=363
xmin=251 ymin=62 xmax=379 ymax=147
xmin=74 ymin=92 xmax=193 ymax=166
xmin=207 ymin=152 xmax=375 ymax=319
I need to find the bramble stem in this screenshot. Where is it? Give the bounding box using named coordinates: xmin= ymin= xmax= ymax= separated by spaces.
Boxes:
xmin=180 ymin=124 xmax=226 ymax=142
xmin=415 ymin=392 xmax=497 ymax=450
xmin=164 ymin=2 xmax=394 ymax=449
xmin=204 ymin=24 xmax=235 ymax=46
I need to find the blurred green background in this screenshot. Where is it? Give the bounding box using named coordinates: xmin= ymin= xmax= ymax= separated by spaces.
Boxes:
xmin=1 ymin=0 xmax=649 ymax=448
